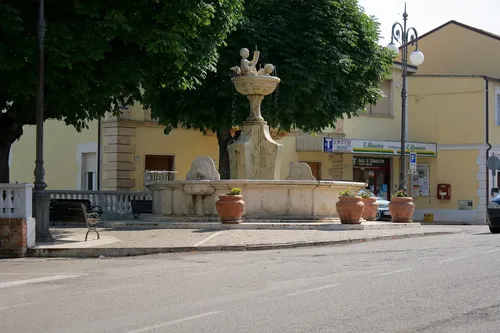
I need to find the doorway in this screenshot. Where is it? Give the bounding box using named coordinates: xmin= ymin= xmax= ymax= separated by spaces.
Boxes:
xmin=352 ymin=156 xmax=391 ymax=200
xmin=145 ymin=155 xmax=174 ymax=172
xmin=300 ymin=161 xmax=321 ymax=179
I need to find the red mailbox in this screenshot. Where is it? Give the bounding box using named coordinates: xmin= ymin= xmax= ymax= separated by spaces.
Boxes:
xmin=437 ymin=184 xmax=451 ymax=200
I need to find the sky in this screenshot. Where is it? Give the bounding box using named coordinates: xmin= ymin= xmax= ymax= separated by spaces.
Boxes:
xmin=358 ymin=0 xmax=500 ymax=45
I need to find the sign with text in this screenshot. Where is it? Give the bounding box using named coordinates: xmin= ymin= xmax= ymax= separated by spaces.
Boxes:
xmin=333 ymin=139 xmax=351 ymax=153
xmin=351 ymin=140 xmax=436 ymax=156
xmin=323 ymin=137 xmax=333 ymax=153
xmin=409 ymin=152 xmax=417 ymax=170
xmin=353 ymin=157 xmax=388 ymax=168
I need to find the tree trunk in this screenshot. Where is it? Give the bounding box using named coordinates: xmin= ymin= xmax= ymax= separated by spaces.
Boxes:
xmin=216 ymin=129 xmax=233 ymax=180
xmin=0 ymin=115 xmax=23 ymax=184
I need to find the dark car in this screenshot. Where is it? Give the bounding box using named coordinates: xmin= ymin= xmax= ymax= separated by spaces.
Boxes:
xmin=486 ymin=196 xmax=500 ymax=233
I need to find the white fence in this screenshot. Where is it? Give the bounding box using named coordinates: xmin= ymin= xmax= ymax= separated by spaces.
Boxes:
xmin=0 ymin=183 xmax=33 ymax=219
xmin=46 ymin=190 xmax=152 ymax=219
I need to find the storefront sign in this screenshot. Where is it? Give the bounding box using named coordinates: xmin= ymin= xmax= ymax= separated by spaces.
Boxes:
xmin=349 ymin=139 xmax=436 ymax=156
xmin=353 ymin=157 xmax=388 ymax=167
xmin=333 ymin=139 xmax=351 ymax=152
xmin=323 ymin=138 xmax=333 ymax=153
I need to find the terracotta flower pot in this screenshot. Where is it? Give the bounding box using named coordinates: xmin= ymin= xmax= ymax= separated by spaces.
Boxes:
xmin=336 ymin=196 xmax=364 ymax=224
xmin=215 ymin=195 xmax=245 ymax=224
xmin=389 ymin=197 xmax=415 ymax=222
xmin=361 ymin=197 xmax=379 ymax=221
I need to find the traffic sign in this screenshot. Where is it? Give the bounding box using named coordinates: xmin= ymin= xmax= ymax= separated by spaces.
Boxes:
xmin=487 ymin=155 xmax=500 ymax=171
xmin=409 ymin=152 xmax=417 ymax=170
xmin=323 ymin=138 xmax=333 ymax=153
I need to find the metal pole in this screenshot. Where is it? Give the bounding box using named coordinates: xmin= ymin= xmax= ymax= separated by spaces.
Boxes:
xmin=34 ymin=0 xmax=52 ymax=242
xmin=398 ymin=5 xmax=409 ymax=191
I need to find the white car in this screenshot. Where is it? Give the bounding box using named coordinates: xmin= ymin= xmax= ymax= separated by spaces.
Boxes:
xmin=358 ymin=189 xmax=391 ymax=221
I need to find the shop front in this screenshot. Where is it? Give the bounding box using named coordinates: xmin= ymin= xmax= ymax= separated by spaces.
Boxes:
xmin=322 ymin=138 xmax=437 ymax=200
xmin=352 ymin=156 xmax=391 ymax=200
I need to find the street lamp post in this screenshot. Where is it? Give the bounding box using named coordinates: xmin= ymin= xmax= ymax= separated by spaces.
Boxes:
xmin=387 ymin=3 xmax=424 ymax=191
xmin=34 ymin=0 xmax=52 ymax=242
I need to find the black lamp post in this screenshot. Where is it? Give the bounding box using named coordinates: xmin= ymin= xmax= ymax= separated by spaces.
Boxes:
xmin=34 ymin=0 xmax=52 ymax=242
xmin=387 ymin=3 xmax=424 ymax=191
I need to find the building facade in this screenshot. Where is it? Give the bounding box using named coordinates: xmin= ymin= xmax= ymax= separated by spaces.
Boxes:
xmin=8 ymin=20 xmax=500 ymax=224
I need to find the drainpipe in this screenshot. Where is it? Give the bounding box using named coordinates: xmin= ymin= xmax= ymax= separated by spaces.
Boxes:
xmin=485 ymin=77 xmax=491 ymax=206
xmin=97 ymin=117 xmax=102 ymax=190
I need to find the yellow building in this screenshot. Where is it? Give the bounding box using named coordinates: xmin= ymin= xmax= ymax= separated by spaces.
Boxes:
xmin=9 ymin=20 xmax=500 ymax=224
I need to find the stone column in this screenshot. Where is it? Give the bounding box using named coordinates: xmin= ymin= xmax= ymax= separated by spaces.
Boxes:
xmin=101 ymin=120 xmax=136 ymax=190
xmin=228 ymin=95 xmax=283 ymax=180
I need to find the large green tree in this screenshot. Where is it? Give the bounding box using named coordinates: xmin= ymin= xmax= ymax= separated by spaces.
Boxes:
xmin=150 ymin=0 xmax=393 ymax=179
xmin=0 ymin=0 xmax=243 ymax=183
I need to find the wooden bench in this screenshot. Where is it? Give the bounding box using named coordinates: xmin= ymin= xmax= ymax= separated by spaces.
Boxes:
xmin=81 ymin=204 xmax=100 ymax=241
xmin=131 ymin=200 xmax=153 ymax=220
xmin=50 ymin=199 xmax=103 ymax=225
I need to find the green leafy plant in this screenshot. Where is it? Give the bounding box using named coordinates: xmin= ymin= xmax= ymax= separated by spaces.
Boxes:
xmin=393 ymin=189 xmax=408 ymax=198
xmin=339 ymin=189 xmax=355 ymax=197
xmin=152 ymin=0 xmax=393 ymax=179
xmin=360 ymin=192 xmax=372 ymax=199
xmin=227 ymin=188 xmax=242 ymax=195
xmin=0 ymin=0 xmax=244 ymax=183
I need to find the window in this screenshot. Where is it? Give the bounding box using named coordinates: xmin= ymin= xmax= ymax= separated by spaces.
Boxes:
xmin=82 ymin=152 xmax=97 ymax=190
xmin=366 ymin=80 xmax=392 ymax=117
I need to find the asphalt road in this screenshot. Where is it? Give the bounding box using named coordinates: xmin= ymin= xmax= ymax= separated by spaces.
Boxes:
xmin=1 ymin=225 xmax=499 ymax=333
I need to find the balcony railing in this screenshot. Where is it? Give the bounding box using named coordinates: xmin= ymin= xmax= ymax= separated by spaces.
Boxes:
xmin=144 ymin=171 xmax=178 ymax=185
xmin=46 ymin=190 xmax=152 ymax=220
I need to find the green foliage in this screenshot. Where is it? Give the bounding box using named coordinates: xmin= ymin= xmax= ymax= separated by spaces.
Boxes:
xmin=393 ymin=189 xmax=409 ymax=198
xmin=0 ymin=0 xmax=244 ymax=182
xmin=151 ymin=0 xmax=393 ymax=135
xmin=227 ymin=187 xmax=242 ymax=195
xmin=339 ymin=189 xmax=355 ymax=197
xmin=359 ymin=191 xmax=372 ymax=198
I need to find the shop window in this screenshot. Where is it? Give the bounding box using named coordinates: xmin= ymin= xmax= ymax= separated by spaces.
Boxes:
xmin=411 ymin=164 xmax=430 ymax=197
xmin=366 ymin=80 xmax=392 ymax=117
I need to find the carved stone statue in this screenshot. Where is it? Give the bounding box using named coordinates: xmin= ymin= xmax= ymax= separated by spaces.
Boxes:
xmin=240 ymin=48 xmax=260 ymax=76
xmin=286 ymin=162 xmax=316 ymax=181
xmin=230 ymin=48 xmax=276 ymax=77
xmin=257 ymin=63 xmax=275 ymax=76
xmin=186 ymin=156 xmax=220 ymax=181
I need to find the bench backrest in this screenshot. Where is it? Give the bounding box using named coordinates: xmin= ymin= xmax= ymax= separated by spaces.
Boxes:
xmin=50 ymin=199 xmax=92 ymax=222
xmin=130 ymin=200 xmax=153 ymax=213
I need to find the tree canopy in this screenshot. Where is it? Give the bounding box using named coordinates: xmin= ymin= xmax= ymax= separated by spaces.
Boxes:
xmin=150 ymin=0 xmax=394 ymax=178
xmin=0 ymin=0 xmax=244 ymax=183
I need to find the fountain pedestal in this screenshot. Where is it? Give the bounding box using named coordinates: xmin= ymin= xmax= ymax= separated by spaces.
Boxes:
xmin=228 ymin=76 xmax=283 ymax=180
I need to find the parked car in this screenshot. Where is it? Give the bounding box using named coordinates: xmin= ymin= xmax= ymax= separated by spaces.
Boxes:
xmin=486 ymin=196 xmax=500 ymax=233
xmin=358 ymin=189 xmax=391 ymax=221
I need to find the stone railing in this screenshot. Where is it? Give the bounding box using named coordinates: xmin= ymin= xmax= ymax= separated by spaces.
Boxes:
xmin=45 ymin=190 xmax=152 ymax=220
xmin=0 ymin=183 xmax=33 ymax=219
xmin=144 ymin=171 xmax=178 ymax=185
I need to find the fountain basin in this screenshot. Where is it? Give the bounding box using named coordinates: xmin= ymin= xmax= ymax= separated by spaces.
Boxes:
xmin=146 ymin=180 xmax=365 ymax=220
xmin=231 ymin=76 xmax=281 ymax=96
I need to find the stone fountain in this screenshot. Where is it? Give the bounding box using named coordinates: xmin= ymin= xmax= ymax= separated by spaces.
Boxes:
xmin=145 ymin=48 xmax=364 ymax=221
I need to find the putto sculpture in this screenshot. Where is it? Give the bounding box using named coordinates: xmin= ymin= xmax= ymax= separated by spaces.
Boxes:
xmin=231 ymin=48 xmax=275 ymax=77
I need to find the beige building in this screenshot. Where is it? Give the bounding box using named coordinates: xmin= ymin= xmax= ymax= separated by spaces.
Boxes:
xmin=9 ymin=20 xmax=500 ymax=224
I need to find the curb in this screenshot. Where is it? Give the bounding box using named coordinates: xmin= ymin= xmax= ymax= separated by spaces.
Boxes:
xmin=100 ymin=221 xmax=421 ymax=231
xmin=26 ymin=230 xmax=457 ymax=258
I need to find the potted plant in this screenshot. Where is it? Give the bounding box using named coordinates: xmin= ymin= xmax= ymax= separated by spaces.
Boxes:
xmin=215 ymin=188 xmax=245 ymax=224
xmin=389 ymin=188 xmax=415 ymax=222
xmin=336 ymin=189 xmax=364 ymax=224
xmin=360 ymin=192 xmax=379 ymax=221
